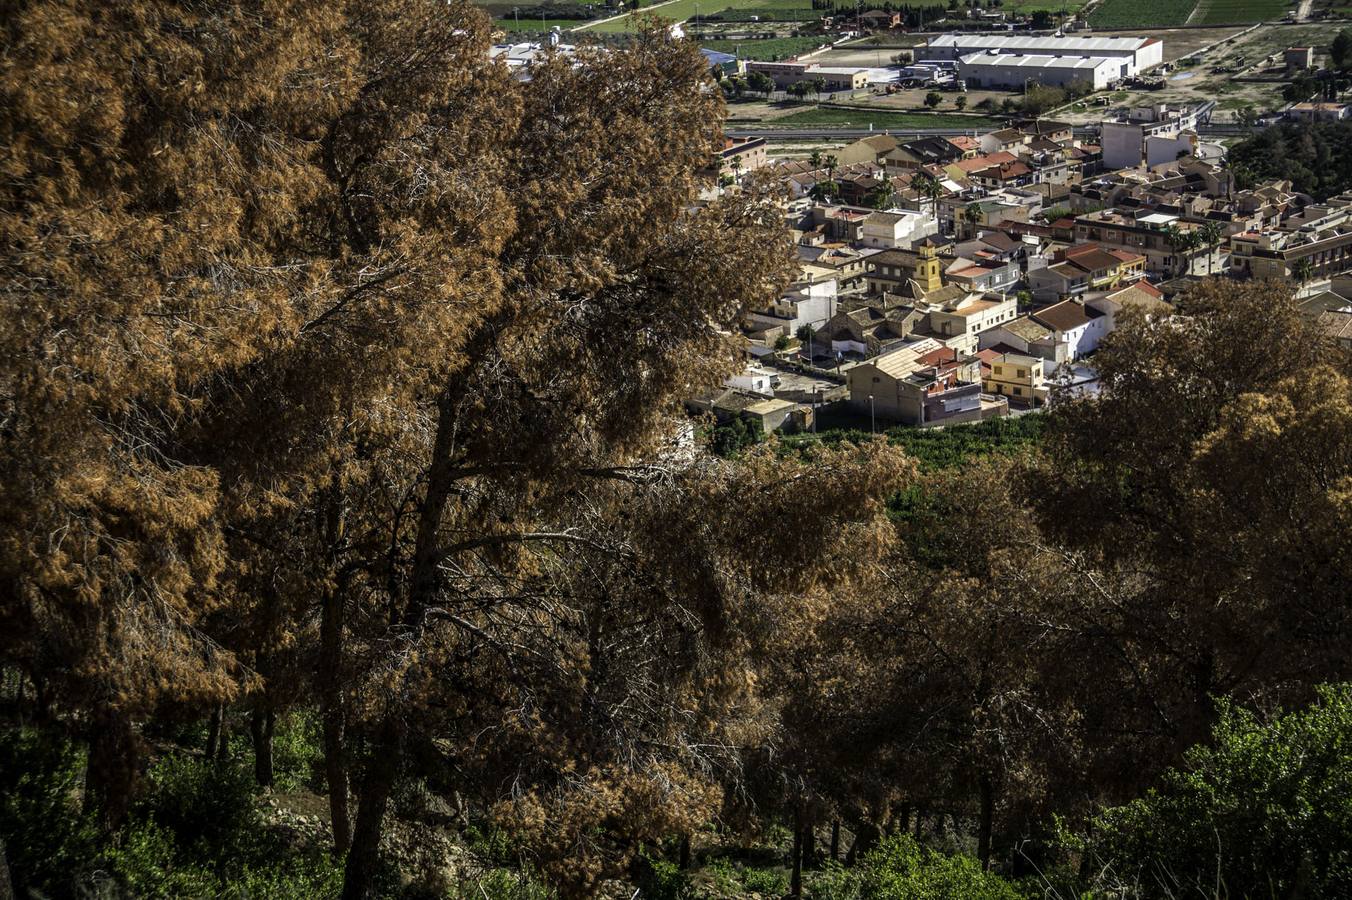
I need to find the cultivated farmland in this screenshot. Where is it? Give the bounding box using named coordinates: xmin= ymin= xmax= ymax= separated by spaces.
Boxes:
xmin=1088 ymin=0 xmax=1196 ymax=28
xmin=701 ymin=35 xmax=828 ymax=58
xmin=1188 ymin=0 xmax=1294 ymax=23
xmin=580 ymin=0 xmax=817 ymax=30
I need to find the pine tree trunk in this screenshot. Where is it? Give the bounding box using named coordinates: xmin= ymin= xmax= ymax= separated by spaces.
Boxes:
xmin=897 ymin=802 xmax=912 ymax=836
xmin=977 ymin=774 xmax=994 ymax=871
xmin=205 ymin=704 xmax=222 ymax=759
xmin=343 ymin=393 xmax=460 ymax=898
xmin=678 ymin=833 xmax=691 ymax=870
xmin=216 ymin=710 xmax=231 ymax=762
xmin=847 ymin=820 xmax=880 ymax=864
xmin=913 ymin=806 xmax=924 ymax=840
xmin=790 ymin=811 xmax=804 ymax=898
xmin=320 ymin=584 xmax=352 ymax=854
xmin=250 ymin=702 xmax=276 ymax=788
xmin=802 ymin=821 xmax=816 ymax=869
xmin=829 ymin=820 xmax=840 ymax=862
xmin=84 ymin=711 xmax=138 ymax=830
xmin=340 ymin=715 xmax=405 ymax=900
xmin=0 ymin=838 xmax=14 ymax=900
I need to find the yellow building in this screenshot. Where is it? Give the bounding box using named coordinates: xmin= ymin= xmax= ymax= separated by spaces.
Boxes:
xmin=983 ymin=352 xmax=1046 ymax=405
xmin=864 ymin=242 xmax=944 ymax=296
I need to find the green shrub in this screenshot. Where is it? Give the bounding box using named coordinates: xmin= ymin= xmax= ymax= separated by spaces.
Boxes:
xmin=860 ymin=836 xmax=1022 ymax=899
xmin=450 ymin=866 xmax=555 ymax=899
xmin=808 ymin=861 xmax=863 ymax=900
xmin=0 ymin=734 xmax=341 ymax=900
xmin=139 ymin=753 xmax=260 ymax=859
xmin=742 ymin=864 xmax=789 ymax=894
xmin=0 ymin=728 xmax=98 ymax=896
xmin=1078 ymin=684 xmax=1352 ymax=898
xmin=270 ymin=709 xmax=324 ymax=793
xmin=635 ymin=845 xmax=690 ymax=900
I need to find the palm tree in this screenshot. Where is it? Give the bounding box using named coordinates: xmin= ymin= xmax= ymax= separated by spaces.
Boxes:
xmin=1292 ymin=257 xmax=1315 ymax=286
xmin=809 ymin=150 xmax=823 ymax=171
xmin=1163 ymin=224 xmax=1193 ymax=277
xmin=963 ymin=203 xmax=984 ymax=238
xmin=1198 ymin=220 xmax=1224 ymax=276
xmin=913 ymin=171 xmax=943 ymax=221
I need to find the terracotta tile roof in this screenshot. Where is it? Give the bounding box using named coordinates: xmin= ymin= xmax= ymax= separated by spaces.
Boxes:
xmin=1063 ymin=245 xmax=1126 ymax=272
xmin=1033 ymin=300 xmax=1099 ymax=332
xmin=980 ymin=232 xmax=1019 ymax=252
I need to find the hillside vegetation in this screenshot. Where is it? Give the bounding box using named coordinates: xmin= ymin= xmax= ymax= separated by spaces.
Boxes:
xmin=1230 ymin=119 xmax=1352 ymax=199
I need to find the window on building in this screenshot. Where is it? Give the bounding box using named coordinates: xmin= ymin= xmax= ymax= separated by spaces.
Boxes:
xmin=1013 ymin=387 xmax=1022 ymax=396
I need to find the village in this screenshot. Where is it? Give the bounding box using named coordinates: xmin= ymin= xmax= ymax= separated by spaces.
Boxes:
xmin=677 ymin=30 xmax=1352 ymax=439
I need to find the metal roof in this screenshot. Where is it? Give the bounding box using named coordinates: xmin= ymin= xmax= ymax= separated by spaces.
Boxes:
xmin=958 ymin=52 xmax=1113 ymax=71
xmin=930 ymin=33 xmax=1148 ymax=53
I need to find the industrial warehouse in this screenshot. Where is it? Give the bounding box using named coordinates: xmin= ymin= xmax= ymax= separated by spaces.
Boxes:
xmin=920 ymin=33 xmax=1165 ymax=90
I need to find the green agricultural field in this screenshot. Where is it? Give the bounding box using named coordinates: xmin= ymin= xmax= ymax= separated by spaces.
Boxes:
xmin=493 ymin=16 xmax=590 ymax=29
xmin=999 ymin=0 xmax=1089 ymax=13
xmin=701 ymin=35 xmax=827 ymax=59
xmin=705 ymin=5 xmax=820 ymax=21
xmin=1189 ymin=0 xmax=1293 ymax=23
xmin=1088 ymin=0 xmax=1196 ymax=27
xmin=581 ymin=0 xmax=816 ymax=30
xmin=762 ymin=107 xmax=1001 ymax=128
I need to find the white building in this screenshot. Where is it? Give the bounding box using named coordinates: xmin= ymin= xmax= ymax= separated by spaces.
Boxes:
xmin=860 ymin=209 xmax=938 ymax=249
xmin=921 ymin=33 xmax=1164 ymax=75
xmin=726 ymin=365 xmax=777 ymax=396
xmin=957 ymin=51 xmax=1125 ymax=90
xmin=1101 ymin=121 xmax=1198 ymax=171
xmin=745 ymin=278 xmax=839 ymax=335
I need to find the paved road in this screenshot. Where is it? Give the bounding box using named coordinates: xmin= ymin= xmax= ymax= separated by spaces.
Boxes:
xmin=727 ymin=124 xmax=1262 ymax=140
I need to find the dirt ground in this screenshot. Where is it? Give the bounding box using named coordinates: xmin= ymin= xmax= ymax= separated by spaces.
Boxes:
xmin=1091 ymin=25 xmax=1250 ymax=62
xmin=1054 ymin=24 xmax=1338 ymax=122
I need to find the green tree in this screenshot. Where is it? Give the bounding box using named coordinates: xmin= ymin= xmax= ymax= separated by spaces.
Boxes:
xmin=1041 ymin=279 xmax=1352 ymax=767
xmin=1293 ymin=256 xmax=1315 ymax=284
xmin=912 ymin=170 xmax=944 ymax=218
xmin=924 ymin=91 xmax=943 ymax=108
xmin=1080 ymin=684 xmax=1352 ymax=899
xmin=954 ymin=94 xmax=968 ymax=111
xmin=1332 ymin=28 xmax=1352 ymax=70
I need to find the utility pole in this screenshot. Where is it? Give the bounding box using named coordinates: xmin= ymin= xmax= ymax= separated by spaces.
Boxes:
xmin=869 ymin=394 xmax=875 ymax=433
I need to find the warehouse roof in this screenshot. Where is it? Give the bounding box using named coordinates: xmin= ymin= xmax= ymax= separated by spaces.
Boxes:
xmin=928 ymin=33 xmax=1150 ymax=53
xmin=958 ymin=52 xmax=1114 ymax=71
